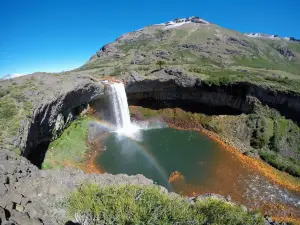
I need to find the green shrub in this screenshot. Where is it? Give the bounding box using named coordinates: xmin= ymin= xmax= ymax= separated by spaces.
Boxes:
xmin=67 ymin=184 xmax=264 ymax=225
xmin=247 ymin=114 xmax=273 ymax=149
xmin=13 ymin=147 xmax=21 ymax=156
xmin=203 ymin=75 xmax=237 ymax=86
xmin=137 ymin=67 xmax=150 ymax=71
xmin=189 ymin=67 xmax=202 ymax=73
xmin=259 ymin=150 xmax=300 ymax=177
xmin=0 ymin=98 xmax=17 ymax=119
xmin=0 ymin=88 xmax=9 ymax=98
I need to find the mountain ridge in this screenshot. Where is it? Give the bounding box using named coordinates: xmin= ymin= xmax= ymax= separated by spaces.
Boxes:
xmin=78 ymin=16 xmax=300 ymax=93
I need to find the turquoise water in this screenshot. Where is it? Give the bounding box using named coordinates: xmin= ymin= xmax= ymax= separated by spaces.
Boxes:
xmin=95 ymin=128 xmax=224 ymax=191
xmin=92 ymin=126 xmax=300 ymax=219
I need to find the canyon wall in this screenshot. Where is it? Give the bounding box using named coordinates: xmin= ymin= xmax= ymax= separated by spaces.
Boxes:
xmin=17 ymin=69 xmax=300 ymax=165
xmin=125 ymin=69 xmax=300 ymax=122
xmin=18 ymin=77 xmax=105 ymax=165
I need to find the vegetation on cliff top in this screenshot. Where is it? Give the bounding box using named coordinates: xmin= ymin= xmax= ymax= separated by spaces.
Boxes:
xmin=67 ymin=184 xmax=264 ymax=225
xmin=0 ymin=78 xmax=35 ymax=151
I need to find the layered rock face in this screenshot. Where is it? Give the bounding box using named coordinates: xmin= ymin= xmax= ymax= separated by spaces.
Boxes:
xmin=125 ymin=69 xmax=300 ymax=123
xmin=16 ymin=75 xmax=105 ymax=166
xmin=13 ymin=69 xmax=300 ymax=167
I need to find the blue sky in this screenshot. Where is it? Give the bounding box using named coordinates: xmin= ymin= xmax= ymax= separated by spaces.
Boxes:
xmin=0 ymin=0 xmax=299 ymax=77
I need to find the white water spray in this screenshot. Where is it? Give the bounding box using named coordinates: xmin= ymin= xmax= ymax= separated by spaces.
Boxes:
xmin=109 ymin=82 xmax=139 ymax=137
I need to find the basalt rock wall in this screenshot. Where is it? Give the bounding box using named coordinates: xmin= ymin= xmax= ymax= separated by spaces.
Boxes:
xmin=125 ymin=70 xmax=300 ymax=121
xmin=18 ymin=77 xmax=106 ymax=165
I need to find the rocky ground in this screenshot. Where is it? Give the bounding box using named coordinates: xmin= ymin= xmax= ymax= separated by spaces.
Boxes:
xmin=0 ymin=149 xmax=154 ymax=225
xmin=0 ymin=149 xmax=289 ymax=225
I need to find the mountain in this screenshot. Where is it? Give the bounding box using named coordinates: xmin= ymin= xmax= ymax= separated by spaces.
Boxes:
xmin=79 ymin=16 xmax=300 ymax=91
xmin=1 ymin=73 xmax=26 ymax=80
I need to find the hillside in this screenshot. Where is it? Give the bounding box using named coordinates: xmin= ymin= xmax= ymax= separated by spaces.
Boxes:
xmin=79 ymin=16 xmax=300 ymax=92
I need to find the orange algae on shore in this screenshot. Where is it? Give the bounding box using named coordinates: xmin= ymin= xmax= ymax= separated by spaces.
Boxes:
xmin=81 ymin=150 xmax=103 ymax=174
xmin=272 ymin=216 xmax=300 ymax=225
xmin=199 ymin=128 xmax=300 ymax=193
xmin=81 ymin=140 xmax=104 ymax=174
xmin=168 ymin=171 xmax=185 ymax=183
xmin=166 ymin=122 xmax=300 ymax=193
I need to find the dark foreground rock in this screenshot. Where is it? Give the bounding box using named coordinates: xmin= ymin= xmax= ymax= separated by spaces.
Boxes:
xmin=0 ymin=149 xmax=153 ymax=225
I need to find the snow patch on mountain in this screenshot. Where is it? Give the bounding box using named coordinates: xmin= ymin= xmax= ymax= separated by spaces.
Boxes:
xmin=1 ymin=73 xmax=27 ymax=80
xmin=164 ymin=21 xmax=191 ymax=30
xmin=244 ymin=33 xmax=280 ymax=40
xmin=244 ymin=33 xmax=300 ymax=43
xmin=156 ymin=16 xmax=210 ymax=29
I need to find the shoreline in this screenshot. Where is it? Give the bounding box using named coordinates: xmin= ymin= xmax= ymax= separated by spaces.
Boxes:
xmin=167 ymin=122 xmax=300 ymax=193
xmin=84 ymin=109 xmax=300 ymax=191
xmin=83 ymin=118 xmax=300 ymax=191
xmin=81 ymin=141 xmax=103 ymax=174
xmin=200 ymin=128 xmax=300 ymax=192
xmin=82 ymin=116 xmax=300 ymax=223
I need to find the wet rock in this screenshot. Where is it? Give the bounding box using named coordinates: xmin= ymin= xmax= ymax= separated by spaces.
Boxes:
xmin=225 ymin=195 xmax=232 ymax=202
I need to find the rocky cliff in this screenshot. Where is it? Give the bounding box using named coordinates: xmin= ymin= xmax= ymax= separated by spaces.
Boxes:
xmin=3 ymin=68 xmax=298 ymax=168
xmin=19 ymin=76 xmax=105 ymax=166
xmin=0 ymin=73 xmax=106 ymax=166
xmin=125 ymin=69 xmax=300 ymax=123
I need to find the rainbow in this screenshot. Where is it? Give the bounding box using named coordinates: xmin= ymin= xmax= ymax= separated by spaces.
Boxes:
xmin=88 ymin=119 xmax=172 ymax=190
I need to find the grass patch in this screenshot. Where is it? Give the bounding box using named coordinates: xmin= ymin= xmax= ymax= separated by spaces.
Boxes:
xmin=67 ymin=184 xmax=264 ymax=225
xmin=0 ymin=97 xmax=17 ymax=119
xmin=42 ymin=116 xmax=91 ymax=169
xmin=0 ymin=96 xmax=21 ymax=145
xmin=118 ymin=40 xmax=150 ymax=53
xmin=246 ymin=105 xmax=300 ymax=176
xmin=259 ymin=149 xmax=300 ymax=177
xmin=0 ymin=88 xmax=9 ymax=97
xmin=247 ymin=114 xmax=274 ymax=149
xmin=235 ymin=57 xmax=276 ymax=70
xmin=263 ymin=76 xmax=300 ymax=92
xmin=130 ymin=106 xmax=222 ymax=133
xmin=235 ymin=55 xmax=300 ymax=76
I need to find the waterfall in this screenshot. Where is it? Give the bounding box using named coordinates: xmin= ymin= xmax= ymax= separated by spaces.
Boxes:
xmin=109 ymin=82 xmax=138 ymax=136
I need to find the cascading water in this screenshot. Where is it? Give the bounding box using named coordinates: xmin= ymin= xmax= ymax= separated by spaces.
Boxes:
xmin=108 ymin=82 xmax=139 ymax=137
